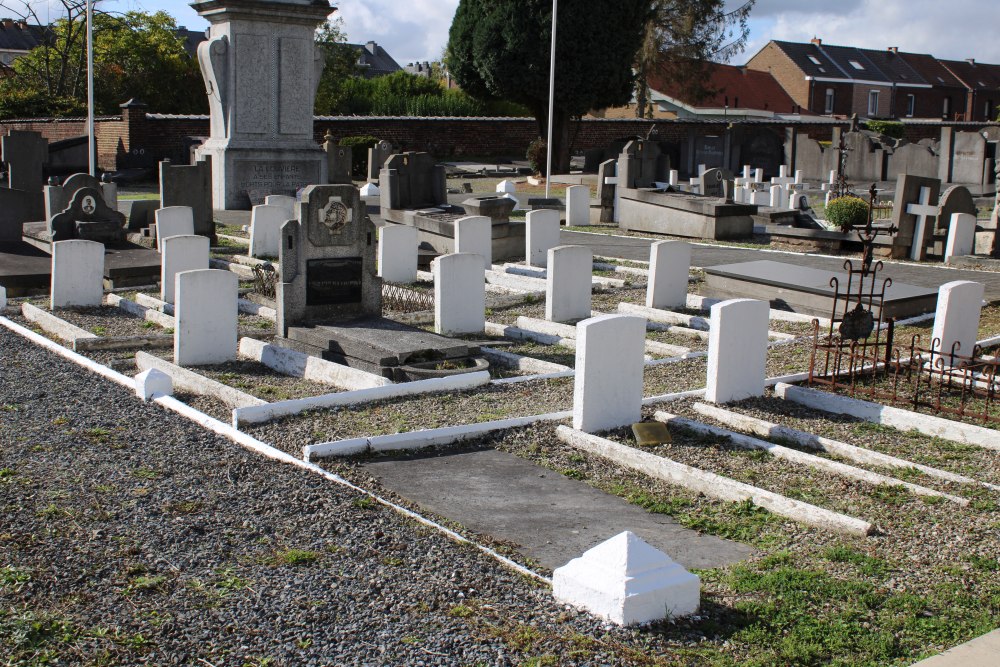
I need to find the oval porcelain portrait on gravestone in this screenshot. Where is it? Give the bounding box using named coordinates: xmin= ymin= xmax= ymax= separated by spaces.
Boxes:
xmin=319 ymin=196 xmax=350 ymax=234
xmin=82 ymin=195 xmax=97 ymax=216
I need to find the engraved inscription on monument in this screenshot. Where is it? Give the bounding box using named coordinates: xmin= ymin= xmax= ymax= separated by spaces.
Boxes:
xmin=233 ymin=160 xmax=322 ymax=208
xmin=306 ymin=258 xmax=363 ymax=306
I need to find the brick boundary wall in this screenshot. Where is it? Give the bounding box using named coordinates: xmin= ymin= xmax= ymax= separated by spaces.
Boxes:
xmin=1 ymin=108 xmax=995 ymax=172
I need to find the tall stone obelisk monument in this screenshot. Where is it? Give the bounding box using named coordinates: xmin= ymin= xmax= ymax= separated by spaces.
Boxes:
xmin=191 ymin=0 xmax=331 ymax=210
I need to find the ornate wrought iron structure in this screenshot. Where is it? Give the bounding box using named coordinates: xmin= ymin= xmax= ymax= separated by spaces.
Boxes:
xmin=251 ymin=263 xmax=277 ymax=300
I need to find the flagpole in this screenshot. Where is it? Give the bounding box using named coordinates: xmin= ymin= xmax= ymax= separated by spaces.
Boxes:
xmin=87 ymin=0 xmax=95 ymax=176
xmin=544 ymin=0 xmax=556 ymax=199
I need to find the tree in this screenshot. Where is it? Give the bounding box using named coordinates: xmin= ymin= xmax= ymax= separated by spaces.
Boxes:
xmin=447 ymin=0 xmax=650 ymax=173
xmin=634 ymin=0 xmax=755 ymax=118
xmin=0 ymin=3 xmax=204 ymax=117
xmin=314 ymin=17 xmax=363 ymax=115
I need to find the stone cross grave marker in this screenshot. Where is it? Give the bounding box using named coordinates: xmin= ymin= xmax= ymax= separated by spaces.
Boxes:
xmin=276 ymin=184 xmax=380 ymax=336
xmin=2 ymin=130 xmax=47 ymax=192
xmin=890 ymin=174 xmax=940 ymax=260
xmin=905 ymin=187 xmax=939 ymax=261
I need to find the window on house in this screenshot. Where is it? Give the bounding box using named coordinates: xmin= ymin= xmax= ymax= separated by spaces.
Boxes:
xmin=808 ymin=55 xmax=821 ymax=65
xmin=906 ymin=94 xmax=915 ymax=117
xmin=944 ymin=96 xmax=951 ymax=118
xmin=849 ymin=60 xmax=866 ymax=70
xmin=868 ymin=90 xmax=880 ymax=116
xmin=825 ymin=88 xmax=835 ymax=114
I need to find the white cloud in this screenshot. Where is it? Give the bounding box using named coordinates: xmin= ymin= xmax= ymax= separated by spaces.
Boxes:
xmin=335 ymin=0 xmax=459 ymax=65
xmin=742 ymin=0 xmax=1000 ymax=62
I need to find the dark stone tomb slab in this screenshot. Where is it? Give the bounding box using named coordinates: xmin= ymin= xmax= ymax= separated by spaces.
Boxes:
xmin=703 ymin=260 xmax=938 ymax=318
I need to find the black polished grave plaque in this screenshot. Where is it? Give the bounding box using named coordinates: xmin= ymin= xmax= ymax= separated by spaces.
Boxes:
xmin=306 ymin=258 xmax=363 ymax=306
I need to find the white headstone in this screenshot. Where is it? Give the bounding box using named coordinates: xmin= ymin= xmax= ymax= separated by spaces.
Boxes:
xmin=264 ymin=195 xmax=296 ymax=221
xmin=0 ymin=285 xmax=6 ymax=310
xmin=931 ymin=280 xmax=984 ymax=364
xmin=698 ymin=164 xmax=707 ymax=175
xmin=753 ymin=190 xmax=771 ymax=206
xmin=526 ymin=209 xmax=561 ymax=267
xmin=454 ymin=215 xmax=492 ymax=270
xmin=794 ymin=169 xmax=804 ymax=183
xmin=646 ymin=240 xmax=690 ymax=310
xmin=944 ymin=212 xmax=977 ymax=260
xmin=359 ymin=182 xmax=380 ymax=197
xmin=134 ymin=368 xmax=172 ymax=401
xmin=770 ymin=185 xmax=785 ymax=208
xmin=377 ymin=224 xmax=418 ymax=284
xmin=434 ymin=253 xmax=485 ymax=335
xmin=572 ymin=314 xmax=645 ymax=433
xmin=154 ymin=206 xmax=195 ymax=249
xmin=688 ymin=178 xmax=700 ymax=194
xmin=161 ymin=235 xmax=210 ymax=304
xmin=248 ymin=204 xmax=287 ymax=258
xmin=566 ymin=185 xmax=590 ymax=227
xmin=829 ymin=170 xmax=837 ymax=184
xmin=779 ymin=165 xmax=789 ymax=178
xmin=174 ymin=269 xmax=238 ymax=366
xmin=546 ymin=245 xmax=592 ymax=322
xmin=754 ymin=168 xmax=764 ymax=183
xmin=496 ymin=179 xmax=517 ymax=194
xmin=50 ymin=239 xmax=104 ymax=309
xmin=905 ymin=186 xmax=939 ymax=261
xmin=742 ymin=165 xmax=752 ymax=179
xmin=668 ymin=170 xmax=679 ymax=187
xmin=706 ymin=298 xmax=769 ymax=404
xmin=552 ymin=530 xmax=700 ymax=626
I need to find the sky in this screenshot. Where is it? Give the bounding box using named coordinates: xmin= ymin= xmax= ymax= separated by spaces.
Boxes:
xmin=13 ymin=0 xmax=1000 ymax=65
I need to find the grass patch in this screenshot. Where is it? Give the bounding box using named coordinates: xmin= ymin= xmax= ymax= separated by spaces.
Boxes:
xmin=272 ymin=548 xmax=320 ymax=566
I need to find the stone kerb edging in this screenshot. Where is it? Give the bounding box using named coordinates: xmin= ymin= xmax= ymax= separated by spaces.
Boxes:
xmin=692 ymin=402 xmax=1000 ymax=493
xmin=304 ymin=411 xmax=572 ymax=460
xmin=655 ymin=411 xmax=968 ymax=506
xmin=775 ymin=383 xmax=1000 ymax=452
xmin=106 ymin=293 xmax=175 ymax=328
xmin=238 ymin=337 xmax=389 ymax=391
xmin=21 ymin=303 xmax=98 ymax=349
xmin=555 ymin=425 xmax=874 ymax=537
xmin=233 ymin=371 xmax=492 ymax=427
xmin=135 ymin=352 xmax=266 ymax=410
xmin=0 ymin=313 xmax=549 ymax=586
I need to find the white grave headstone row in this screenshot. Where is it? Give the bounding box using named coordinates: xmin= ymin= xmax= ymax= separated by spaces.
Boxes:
xmin=526 ymin=209 xmax=561 ymax=268
xmin=51 ymin=239 xmax=104 ymax=309
xmin=705 ymin=298 xmax=769 ymax=404
xmin=161 ymin=234 xmax=210 ymax=304
xmin=377 ymin=224 xmax=418 ymax=284
xmin=174 ymin=268 xmax=238 ymax=366
xmin=249 ymin=204 xmax=288 ymax=258
xmin=566 ymin=185 xmax=590 ymax=227
xmin=572 ymin=314 xmax=646 ymax=433
xmin=944 ymin=213 xmax=977 ymax=260
xmin=931 ymin=280 xmax=984 ymax=365
xmin=647 ymin=240 xmax=690 ymax=310
xmin=454 ymin=215 xmax=492 ymax=270
xmin=155 ymin=206 xmax=195 ymax=250
xmin=434 ymin=253 xmax=485 ymax=335
xmin=546 ymin=245 xmax=592 ymax=323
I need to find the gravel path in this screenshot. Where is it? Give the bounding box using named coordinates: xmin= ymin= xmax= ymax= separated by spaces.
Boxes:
xmin=0 ymin=325 xmax=712 ymax=666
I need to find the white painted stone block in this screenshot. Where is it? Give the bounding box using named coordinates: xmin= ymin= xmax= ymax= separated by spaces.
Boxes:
xmin=161 ymin=235 xmax=210 ymax=304
xmin=455 ymin=215 xmax=492 ymax=270
xmin=135 ymin=368 xmax=173 ymax=401
xmin=754 ymin=168 xmax=764 ymax=183
xmin=566 ymin=185 xmax=590 ymax=227
xmin=573 ymin=314 xmax=645 ymax=432
xmin=698 ymin=164 xmax=706 ymax=175
xmin=434 ymin=253 xmax=485 ymax=335
xmin=742 ymin=165 xmax=752 ymax=179
xmin=0 ymin=285 xmax=6 ymax=310
xmin=944 ymin=213 xmax=977 ymax=260
xmin=779 ymin=165 xmax=789 ymax=178
xmin=769 ymin=185 xmax=784 ymax=208
xmin=752 ymin=191 xmax=771 ymax=206
xmin=51 ymin=239 xmax=104 ymax=309
xmin=154 ymin=206 xmax=194 ymax=249
xmin=377 ymin=224 xmax=418 ymax=283
xmin=706 ymin=298 xmax=769 ymax=404
xmin=553 ymin=531 xmax=700 ymax=626
xmin=496 ymin=179 xmax=517 ymax=194
xmin=264 ymin=195 xmax=296 ymax=221
xmin=359 ymin=182 xmax=380 ymax=197
xmin=668 ymin=170 xmax=678 ymax=187
xmin=794 ymin=169 xmax=804 ymax=183
xmin=526 ymin=209 xmax=561 ymax=267
xmin=174 ymin=269 xmax=238 ymax=366
xmin=248 ymin=205 xmax=288 ymax=258
xmin=931 ymin=280 xmax=984 ymax=363
xmin=646 ymin=240 xmax=690 ymax=310
xmin=546 ymin=245 xmax=592 ymax=322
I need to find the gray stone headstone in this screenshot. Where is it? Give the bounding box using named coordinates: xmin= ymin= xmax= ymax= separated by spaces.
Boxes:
xmin=367 ymin=140 xmax=395 ymax=182
xmin=159 ymin=157 xmax=214 ymax=240
xmin=891 ymin=173 xmax=941 ymax=260
xmin=379 ymin=152 xmax=447 ymax=211
xmin=124 ymin=198 xmax=162 ymax=231
xmin=1 ymin=130 xmax=47 ymax=193
xmin=938 ymin=186 xmax=977 ymax=233
xmin=617 ymin=139 xmax=669 ymax=190
xmin=44 ymin=173 xmax=102 ymax=222
xmin=49 ymin=186 xmax=127 ymax=243
xmin=697 ymin=168 xmax=731 ymax=199
xmin=276 ymin=184 xmax=381 ymax=335
xmin=951 ymin=132 xmax=986 ymax=185
xmin=0 ymin=188 xmax=45 ymax=242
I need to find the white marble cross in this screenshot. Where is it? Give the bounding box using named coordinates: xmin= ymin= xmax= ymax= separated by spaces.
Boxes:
xmin=905 ymin=186 xmax=939 ymax=261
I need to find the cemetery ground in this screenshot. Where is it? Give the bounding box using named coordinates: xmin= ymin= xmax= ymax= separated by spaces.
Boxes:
xmin=4 ymin=230 xmax=1000 ymax=665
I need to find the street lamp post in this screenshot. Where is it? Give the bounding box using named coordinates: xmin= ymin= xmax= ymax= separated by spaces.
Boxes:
xmin=87 ymin=0 xmax=95 ymax=176
xmin=544 ymin=0 xmax=556 ymax=200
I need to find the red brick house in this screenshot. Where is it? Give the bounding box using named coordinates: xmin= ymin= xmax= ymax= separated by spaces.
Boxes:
xmin=938 ymin=59 xmax=1000 ymax=122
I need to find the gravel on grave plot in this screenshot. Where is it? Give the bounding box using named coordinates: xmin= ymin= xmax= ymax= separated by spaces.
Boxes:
xmin=479 ymin=421 xmax=1000 ymax=665
xmin=243 ymin=378 xmax=575 ymax=456
xmin=718 ymin=393 xmax=1000 ymax=487
xmin=45 ymin=304 xmax=157 ymax=339
xmin=1 ymin=325 xmax=728 ymax=667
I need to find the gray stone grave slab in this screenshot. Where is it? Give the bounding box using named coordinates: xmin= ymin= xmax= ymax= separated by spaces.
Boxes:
xmin=2 ymin=130 xmax=47 ymax=192
xmin=363 ymin=447 xmax=752 ymax=571
xmin=703 ymin=260 xmax=938 ymax=318
xmin=48 ymin=187 xmax=127 ymax=243
xmin=617 ymin=139 xmax=670 ymax=190
xmin=159 ymin=158 xmax=214 ymax=239
xmin=0 ymin=188 xmax=44 ymax=242
xmin=324 ymin=133 xmax=353 ymax=185
xmin=367 ymin=140 xmax=395 ymax=182
xmin=618 ymin=189 xmax=755 ymax=240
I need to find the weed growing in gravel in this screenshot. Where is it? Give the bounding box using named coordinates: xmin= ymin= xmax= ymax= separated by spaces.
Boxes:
xmin=131 ymin=467 xmax=159 ymax=480
xmin=0 ymin=467 xmax=13 ymax=478
xmin=124 ymin=575 xmax=167 ymax=594
xmin=823 ymin=545 xmax=890 ymax=577
xmin=448 ymin=603 xmax=476 ymax=618
xmin=51 ymin=416 xmax=69 ymax=425
xmin=352 ymin=496 xmax=377 ymax=510
xmin=0 ymin=403 xmax=16 ymax=412
xmin=272 ymin=548 xmax=320 ymax=566
xmin=0 ymin=566 xmax=31 ymax=589
xmin=163 ymin=500 xmax=201 ymax=514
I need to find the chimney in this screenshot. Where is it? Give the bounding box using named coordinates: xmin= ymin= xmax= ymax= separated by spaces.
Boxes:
xmin=366 ymin=41 xmax=377 ymax=55
xmin=888 ymin=46 xmax=898 ymax=53
xmin=811 ymin=37 xmax=822 ymax=46
xmin=966 ymin=58 xmax=976 ymax=65
xmin=1 ymin=18 xmax=13 ymax=29
xmin=16 ymin=19 xmax=26 ymax=29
